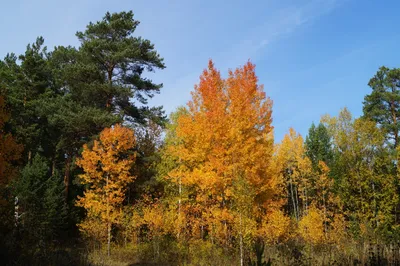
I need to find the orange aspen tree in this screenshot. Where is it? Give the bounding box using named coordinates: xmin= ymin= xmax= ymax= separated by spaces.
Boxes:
xmin=167 ymin=60 xmax=278 ymax=265
xmin=76 ymin=124 xmax=136 ymax=256
xmin=225 ymin=62 xmax=277 ymax=265
xmin=167 ymin=60 xmax=228 ymax=244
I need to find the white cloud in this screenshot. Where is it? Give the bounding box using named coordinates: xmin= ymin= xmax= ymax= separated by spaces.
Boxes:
xmin=230 ymin=0 xmax=342 ymax=62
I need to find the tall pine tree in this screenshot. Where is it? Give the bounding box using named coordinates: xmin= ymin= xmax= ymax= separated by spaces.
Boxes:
xmin=363 ymin=66 xmax=400 ymax=148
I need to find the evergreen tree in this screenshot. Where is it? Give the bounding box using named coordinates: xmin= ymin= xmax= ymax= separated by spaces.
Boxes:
xmin=1 ymin=11 xmax=167 ymax=203
xmin=0 ymin=94 xmax=22 ymax=263
xmin=13 ymin=154 xmax=67 ymax=254
xmin=305 ymin=122 xmax=334 ymax=169
xmin=363 ymin=66 xmax=400 ymax=148
xmin=0 ymin=37 xmax=53 ymax=163
xmin=75 ymin=11 xmax=166 ymax=124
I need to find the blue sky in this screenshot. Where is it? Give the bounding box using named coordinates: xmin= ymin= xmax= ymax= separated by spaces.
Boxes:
xmin=1 ymin=0 xmax=400 ymax=142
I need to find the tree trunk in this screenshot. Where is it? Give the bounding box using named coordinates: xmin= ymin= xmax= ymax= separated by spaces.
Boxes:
xmin=359 ymin=186 xmax=364 ymax=215
xmin=303 ymin=187 xmax=309 ymax=214
xmin=372 ymin=181 xmax=378 ymax=228
xmin=390 ymin=99 xmax=398 ymax=147
xmin=106 ymin=173 xmax=111 ymax=257
xmin=107 ymin=222 xmax=111 ymax=257
xmin=305 ymin=187 xmax=308 ymax=212
xmin=289 ymin=179 xmax=298 ymax=221
xmin=294 ymin=185 xmax=300 ymax=218
xmin=64 ymin=155 xmax=72 ymax=201
xmin=323 ymin=191 xmax=327 ymax=237
xmin=52 ymin=155 xmax=56 ymax=176
xmin=178 ymin=175 xmax=182 ymax=239
xmin=178 ymin=177 xmax=182 ymax=214
xmin=153 ymin=238 xmax=157 ymax=260
xmin=240 ymin=213 xmax=244 ymax=266
xmin=106 ymin=68 xmax=114 ymax=108
xmin=255 ymin=238 xmax=265 ymax=266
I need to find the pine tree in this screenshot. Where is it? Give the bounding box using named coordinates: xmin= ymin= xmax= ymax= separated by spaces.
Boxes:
xmin=0 ymin=37 xmax=51 ymax=163
xmin=13 ymin=154 xmax=67 ymax=254
xmin=363 ymin=66 xmax=400 ymax=148
xmin=75 ymin=11 xmax=166 ymax=124
xmin=0 ymin=94 xmax=22 ymax=262
xmin=305 ymin=122 xmax=334 ymax=169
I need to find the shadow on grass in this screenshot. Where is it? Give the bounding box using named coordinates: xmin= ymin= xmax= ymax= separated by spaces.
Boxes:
xmin=129 ymin=263 xmax=167 ymax=266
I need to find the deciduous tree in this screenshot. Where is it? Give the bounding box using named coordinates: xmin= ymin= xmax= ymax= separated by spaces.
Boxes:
xmin=165 ymin=60 xmax=278 ymax=264
xmin=76 ymin=124 xmax=136 ymax=256
xmin=275 ymin=128 xmax=312 ymax=220
xmin=323 ymin=109 xmax=398 ymax=230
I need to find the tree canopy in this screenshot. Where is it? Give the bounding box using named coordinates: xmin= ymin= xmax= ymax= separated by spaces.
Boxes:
xmin=1 ymin=9 xmax=400 ymax=266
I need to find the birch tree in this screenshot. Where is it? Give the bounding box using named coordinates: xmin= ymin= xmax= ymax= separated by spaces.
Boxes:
xmin=76 ymin=124 xmax=136 ymax=256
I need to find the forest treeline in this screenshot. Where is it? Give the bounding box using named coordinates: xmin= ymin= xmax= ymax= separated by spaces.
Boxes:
xmin=1 ymin=10 xmax=400 ymax=266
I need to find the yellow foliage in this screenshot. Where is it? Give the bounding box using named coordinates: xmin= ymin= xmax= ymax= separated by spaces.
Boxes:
xmin=205 ymin=207 xmax=234 ymax=246
xmin=76 ymin=124 xmax=136 ymax=242
xmin=141 ymin=201 xmax=177 ymax=238
xmin=274 ymin=128 xmax=312 ymax=220
xmin=324 ymin=111 xmax=398 ymax=226
xmin=79 ymin=216 xmax=108 ymax=242
xmin=298 ymin=205 xmax=325 ymax=245
xmin=328 ymin=214 xmax=348 ymax=247
xmin=165 ymin=60 xmax=278 ymax=246
xmin=275 ymin=128 xmax=312 ymax=186
xmin=261 ymin=209 xmax=291 ymax=244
